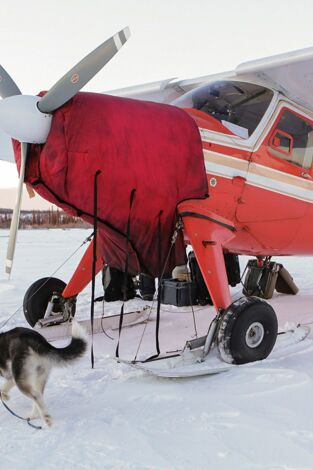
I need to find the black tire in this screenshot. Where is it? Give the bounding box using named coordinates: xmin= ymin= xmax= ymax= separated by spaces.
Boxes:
xmin=217 ymin=297 xmax=278 ymax=365
xmin=23 ymin=277 xmax=68 ymax=327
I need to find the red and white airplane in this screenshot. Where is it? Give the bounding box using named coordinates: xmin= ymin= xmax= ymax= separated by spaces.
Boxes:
xmin=1 ymin=28 xmax=313 ymax=366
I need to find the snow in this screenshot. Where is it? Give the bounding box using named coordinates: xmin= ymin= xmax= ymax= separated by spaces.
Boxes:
xmin=1 ymin=229 xmax=313 ymax=469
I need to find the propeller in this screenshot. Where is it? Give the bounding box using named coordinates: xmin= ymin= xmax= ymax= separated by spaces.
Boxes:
xmin=38 ymin=27 xmax=130 ymax=113
xmin=5 ymin=142 xmax=28 ymax=277
xmin=0 ymin=65 xmax=21 ymax=99
xmin=0 ymin=26 xmax=130 ymax=278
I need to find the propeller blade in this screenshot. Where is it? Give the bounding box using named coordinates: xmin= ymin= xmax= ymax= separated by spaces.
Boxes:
xmin=0 ymin=129 xmax=14 ymax=162
xmin=38 ymin=27 xmax=130 ymax=114
xmin=5 ymin=142 xmax=28 ymax=278
xmin=0 ymin=65 xmax=21 ymax=98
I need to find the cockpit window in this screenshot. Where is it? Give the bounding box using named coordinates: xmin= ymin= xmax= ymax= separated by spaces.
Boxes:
xmin=173 ymin=81 xmax=274 ymax=138
xmin=268 ymin=109 xmax=313 ymax=169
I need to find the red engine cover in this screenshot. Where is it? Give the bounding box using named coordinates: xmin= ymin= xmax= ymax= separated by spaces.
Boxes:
xmin=14 ymin=92 xmax=208 ymax=276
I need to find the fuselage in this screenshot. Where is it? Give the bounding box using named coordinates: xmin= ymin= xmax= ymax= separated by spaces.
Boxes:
xmin=175 ymin=80 xmax=313 ymax=257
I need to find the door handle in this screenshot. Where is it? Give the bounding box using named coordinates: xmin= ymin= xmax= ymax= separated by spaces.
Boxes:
xmin=301 ymin=171 xmax=312 ymax=179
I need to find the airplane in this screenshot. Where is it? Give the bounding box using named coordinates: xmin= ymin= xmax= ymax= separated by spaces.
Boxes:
xmin=1 ymin=27 xmax=313 ymax=367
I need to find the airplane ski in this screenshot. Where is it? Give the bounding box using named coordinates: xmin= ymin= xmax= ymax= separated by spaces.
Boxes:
xmin=118 ymin=325 xmax=311 ymax=378
xmin=36 ymin=306 xmax=151 ymax=342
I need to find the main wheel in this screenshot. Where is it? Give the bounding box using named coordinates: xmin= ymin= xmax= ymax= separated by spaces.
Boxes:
xmin=217 ymin=297 xmax=278 ymax=364
xmin=23 ymin=277 xmax=73 ymax=327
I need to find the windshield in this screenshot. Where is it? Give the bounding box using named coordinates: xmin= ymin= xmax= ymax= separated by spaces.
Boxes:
xmin=173 ymin=81 xmax=274 ymax=137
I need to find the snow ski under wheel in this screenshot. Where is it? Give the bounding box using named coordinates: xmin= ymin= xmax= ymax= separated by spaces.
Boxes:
xmin=217 ymin=296 xmax=278 ymax=364
xmin=118 ymin=325 xmax=310 ymax=378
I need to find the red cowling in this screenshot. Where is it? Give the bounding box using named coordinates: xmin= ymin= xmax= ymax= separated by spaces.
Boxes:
xmin=14 ymin=92 xmax=208 ymax=277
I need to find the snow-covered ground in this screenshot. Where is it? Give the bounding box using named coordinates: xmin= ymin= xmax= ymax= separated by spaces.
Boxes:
xmin=1 ymin=229 xmax=313 ymax=469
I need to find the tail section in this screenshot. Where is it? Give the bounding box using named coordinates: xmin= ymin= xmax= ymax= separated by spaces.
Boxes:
xmin=50 ymin=320 xmax=88 ymax=364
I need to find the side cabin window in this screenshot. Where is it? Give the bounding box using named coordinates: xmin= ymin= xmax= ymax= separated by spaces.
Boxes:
xmin=268 ymin=109 xmax=313 ymax=169
xmin=173 ymin=81 xmax=274 ymax=138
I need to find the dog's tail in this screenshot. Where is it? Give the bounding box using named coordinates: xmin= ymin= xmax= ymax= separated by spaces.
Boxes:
xmin=49 ymin=320 xmax=88 ymax=364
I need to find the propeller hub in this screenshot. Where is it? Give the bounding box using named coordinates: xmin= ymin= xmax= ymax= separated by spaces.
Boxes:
xmin=0 ymin=95 xmax=52 ymax=143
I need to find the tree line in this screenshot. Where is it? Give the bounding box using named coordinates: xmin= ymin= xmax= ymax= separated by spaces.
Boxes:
xmin=0 ymin=208 xmax=89 ymax=229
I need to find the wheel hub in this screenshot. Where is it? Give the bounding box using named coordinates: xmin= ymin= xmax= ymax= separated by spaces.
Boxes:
xmin=245 ymin=322 xmax=264 ymax=348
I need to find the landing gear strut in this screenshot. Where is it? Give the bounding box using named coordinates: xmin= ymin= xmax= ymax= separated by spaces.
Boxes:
xmin=178 ymin=200 xmax=278 ymax=365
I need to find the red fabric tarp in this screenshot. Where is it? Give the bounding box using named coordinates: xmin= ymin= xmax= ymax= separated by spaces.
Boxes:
xmin=14 ymin=92 xmax=208 ymax=276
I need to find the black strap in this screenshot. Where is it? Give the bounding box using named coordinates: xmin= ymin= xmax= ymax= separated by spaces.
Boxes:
xmin=155 ymin=211 xmax=163 ymax=357
xmin=90 ymin=170 xmax=101 ymax=368
xmin=145 ymin=211 xmax=163 ymax=361
xmin=144 ymin=216 xmax=183 ymax=363
xmin=116 ymin=189 xmax=136 ymax=358
xmin=180 ymin=211 xmax=235 ymax=232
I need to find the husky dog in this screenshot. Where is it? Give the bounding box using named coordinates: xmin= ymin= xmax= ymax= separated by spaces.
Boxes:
xmin=0 ymin=320 xmax=87 ymax=427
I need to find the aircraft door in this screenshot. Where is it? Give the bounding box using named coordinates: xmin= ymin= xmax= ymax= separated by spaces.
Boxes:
xmin=236 ymin=107 xmax=313 ymax=251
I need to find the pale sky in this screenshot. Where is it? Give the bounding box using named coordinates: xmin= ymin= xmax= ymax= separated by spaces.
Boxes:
xmin=1 ymin=0 xmax=313 ymax=191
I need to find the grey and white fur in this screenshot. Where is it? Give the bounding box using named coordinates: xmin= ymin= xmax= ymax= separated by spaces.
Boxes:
xmin=0 ymin=320 xmax=87 ymax=427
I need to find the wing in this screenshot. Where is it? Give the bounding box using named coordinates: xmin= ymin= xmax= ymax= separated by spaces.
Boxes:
xmin=2 ymin=45 xmax=313 ymax=163
xmin=236 ymin=46 xmax=313 ymax=112
xmin=106 ymin=71 xmax=235 ymax=103
xmin=108 ymin=46 xmax=313 ymax=112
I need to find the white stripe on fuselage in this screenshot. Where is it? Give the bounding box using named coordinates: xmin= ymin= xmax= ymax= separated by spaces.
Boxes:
xmin=204 ymin=149 xmax=313 ymax=203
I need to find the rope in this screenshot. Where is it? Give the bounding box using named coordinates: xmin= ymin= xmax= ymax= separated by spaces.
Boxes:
xmin=100 ymin=297 xmax=114 ymax=340
xmin=0 ymin=233 xmax=93 ymax=331
xmin=0 ymin=394 xmax=42 ymax=430
xmin=133 ymin=296 xmax=157 ymax=362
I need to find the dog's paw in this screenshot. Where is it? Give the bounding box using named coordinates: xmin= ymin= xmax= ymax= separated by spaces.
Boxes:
xmin=0 ymin=390 xmax=10 ymax=401
xmin=44 ymin=414 xmax=53 ymax=427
